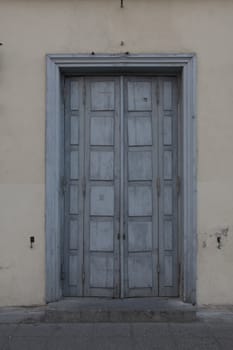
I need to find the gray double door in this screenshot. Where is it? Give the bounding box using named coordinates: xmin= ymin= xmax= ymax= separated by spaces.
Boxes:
xmin=62 ymin=76 xmax=179 ymax=298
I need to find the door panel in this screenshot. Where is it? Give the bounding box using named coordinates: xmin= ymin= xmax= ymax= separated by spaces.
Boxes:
xmin=84 ymin=78 xmax=120 ymax=297
xmin=91 ymin=81 xmax=115 ymax=110
xmin=128 ymin=221 xmax=152 ymax=252
xmin=124 ymin=78 xmax=158 ymax=297
xmin=63 ymin=75 xmax=179 ymax=298
xmin=128 ymin=117 xmax=152 ymax=146
xmin=90 ymin=220 xmax=114 ymax=251
xmin=90 ymin=117 xmax=114 ymax=146
xmin=158 ymin=77 xmax=178 ymax=296
xmin=128 ymin=151 xmax=153 ymax=180
xmin=127 ymin=81 xmax=152 ymax=111
xmin=90 ymin=151 xmax=114 ymax=180
xmin=63 ymin=78 xmax=84 ymax=296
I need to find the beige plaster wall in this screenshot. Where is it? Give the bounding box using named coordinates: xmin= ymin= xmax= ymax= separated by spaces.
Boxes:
xmin=0 ymin=0 xmax=233 ymax=306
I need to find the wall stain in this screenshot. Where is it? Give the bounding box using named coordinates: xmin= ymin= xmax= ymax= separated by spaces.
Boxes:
xmin=201 ymin=226 xmax=230 ymax=249
xmin=0 ymin=265 xmax=11 ymax=270
xmin=215 ymin=227 xmax=229 ymax=249
xmin=202 ymin=241 xmax=207 ymax=248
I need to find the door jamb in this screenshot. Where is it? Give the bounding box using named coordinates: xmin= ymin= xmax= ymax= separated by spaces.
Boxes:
xmin=46 ymin=53 xmax=197 ymax=304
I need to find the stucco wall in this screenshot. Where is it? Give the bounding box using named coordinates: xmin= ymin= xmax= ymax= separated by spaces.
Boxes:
xmin=0 ymin=0 xmax=233 ymax=306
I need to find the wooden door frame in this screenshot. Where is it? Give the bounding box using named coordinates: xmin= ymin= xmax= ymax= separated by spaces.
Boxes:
xmin=46 ymin=53 xmax=197 ymax=304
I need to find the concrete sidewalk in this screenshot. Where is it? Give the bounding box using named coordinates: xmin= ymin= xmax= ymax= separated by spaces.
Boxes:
xmin=0 ymin=306 xmax=233 ymax=349
xmin=0 ymin=312 xmax=233 ymax=350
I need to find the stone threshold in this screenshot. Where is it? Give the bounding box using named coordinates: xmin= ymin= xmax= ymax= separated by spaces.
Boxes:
xmin=0 ymin=298 xmax=196 ymax=323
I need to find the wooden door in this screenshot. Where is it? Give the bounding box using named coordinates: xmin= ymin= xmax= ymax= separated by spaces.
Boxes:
xmin=123 ymin=77 xmax=159 ymax=297
xmin=123 ymin=77 xmax=179 ymax=297
xmin=157 ymin=77 xmax=179 ymax=296
xmin=83 ymin=77 xmax=120 ymax=297
xmin=62 ymin=75 xmax=179 ymax=298
xmin=63 ymin=77 xmax=120 ymax=297
xmin=63 ymin=78 xmax=84 ymax=296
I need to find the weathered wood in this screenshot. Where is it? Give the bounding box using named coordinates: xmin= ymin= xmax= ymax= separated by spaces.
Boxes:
xmin=90 ymin=117 xmax=114 ymax=146
xmin=128 ymin=151 xmax=152 ymax=180
xmin=158 ymin=77 xmax=178 ymax=297
xmin=90 ymin=220 xmax=114 ymax=252
xmin=128 ymin=221 xmax=152 ymax=252
xmin=63 ymin=78 xmax=84 ymax=297
xmin=84 ymin=77 xmax=120 ymax=297
xmin=61 ymin=74 xmax=187 ymax=300
xmin=124 ymin=77 xmax=157 ymax=297
xmin=127 ymin=81 xmax=152 ymax=111
xmin=91 ymin=81 xmax=115 ymax=111
xmin=90 ymin=151 xmax=114 ymax=180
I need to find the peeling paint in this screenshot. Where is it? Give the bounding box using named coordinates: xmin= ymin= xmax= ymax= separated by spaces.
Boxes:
xmin=200 ymin=226 xmax=230 ymax=249
xmin=215 ymin=227 xmax=229 ymax=238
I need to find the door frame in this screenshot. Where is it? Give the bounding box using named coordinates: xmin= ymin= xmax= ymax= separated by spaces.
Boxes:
xmin=46 ymin=53 xmax=197 ymax=304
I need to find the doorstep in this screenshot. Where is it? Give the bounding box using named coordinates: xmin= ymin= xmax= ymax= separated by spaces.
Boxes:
xmin=0 ymin=298 xmax=196 ymax=323
xmin=45 ymin=297 xmax=196 ymax=323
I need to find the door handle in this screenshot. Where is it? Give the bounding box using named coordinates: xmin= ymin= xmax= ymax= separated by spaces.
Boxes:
xmin=117 ymin=233 xmax=126 ymax=240
xmin=82 ymin=177 xmax=86 ymax=197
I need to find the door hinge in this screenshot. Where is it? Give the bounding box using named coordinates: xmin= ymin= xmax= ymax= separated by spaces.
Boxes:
xmin=179 ymin=262 xmax=182 ymax=280
xmin=82 ymin=177 xmax=86 ymax=197
xmin=177 ymin=79 xmax=181 ymax=105
xmin=156 ymin=177 xmax=161 ymax=197
xmin=176 ymin=176 xmax=181 ymax=195
xmin=61 ymin=176 xmax=67 ymax=195
xmin=82 ymin=264 xmax=85 ymax=283
xmin=63 ymin=80 xmax=67 ymax=111
xmin=83 ymin=84 xmax=86 ymax=105
xmin=62 ymin=80 xmax=66 ymax=97
xmin=157 ymin=264 xmax=160 ymax=274
xmin=156 ymin=81 xmax=160 ymax=105
xmin=60 ymin=262 xmax=65 ymax=281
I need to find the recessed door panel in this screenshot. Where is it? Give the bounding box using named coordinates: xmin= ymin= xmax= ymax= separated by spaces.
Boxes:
xmin=91 ymin=81 xmax=115 ymax=111
xmin=90 ymin=220 xmax=114 ymax=252
xmin=90 ymin=186 xmax=115 ymax=216
xmin=128 ymin=186 xmax=153 ymax=217
xmin=90 ymin=117 xmax=114 ymax=146
xmin=90 ymin=254 xmax=114 ymax=288
xmin=128 ymin=151 xmax=152 ymax=180
xmin=128 ymin=253 xmax=153 ymax=288
xmin=128 ymin=117 xmax=152 ymax=146
xmin=90 ymin=151 xmax=114 ymax=180
xmin=128 ymin=221 xmax=152 ymax=252
xmin=127 ymin=81 xmax=152 ymax=111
